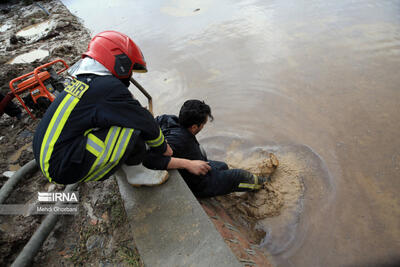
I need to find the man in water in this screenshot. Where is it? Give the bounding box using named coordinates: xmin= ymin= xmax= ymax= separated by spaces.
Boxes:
xmin=142 ymin=99 xmax=270 ymax=197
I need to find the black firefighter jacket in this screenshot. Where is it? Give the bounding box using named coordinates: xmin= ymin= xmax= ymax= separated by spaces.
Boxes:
xmin=33 ymin=74 xmax=166 ymax=184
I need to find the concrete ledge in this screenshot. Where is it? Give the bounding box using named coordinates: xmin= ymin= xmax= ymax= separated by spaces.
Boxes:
xmin=115 ymin=167 xmax=242 ymax=267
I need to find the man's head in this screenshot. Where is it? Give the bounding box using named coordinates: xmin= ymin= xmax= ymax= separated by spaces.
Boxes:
xmin=179 ymin=100 xmax=213 ymax=135
xmin=83 ymin=31 xmax=147 ymax=86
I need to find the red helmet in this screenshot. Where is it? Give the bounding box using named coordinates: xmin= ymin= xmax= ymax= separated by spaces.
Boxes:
xmin=83 ymin=31 xmax=147 ymax=79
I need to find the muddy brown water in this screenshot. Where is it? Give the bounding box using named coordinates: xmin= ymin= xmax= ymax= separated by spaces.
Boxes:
xmin=62 ymin=0 xmax=400 ymax=266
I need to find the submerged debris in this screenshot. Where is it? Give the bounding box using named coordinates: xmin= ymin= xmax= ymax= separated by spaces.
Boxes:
xmin=216 ymin=153 xmax=284 ymax=220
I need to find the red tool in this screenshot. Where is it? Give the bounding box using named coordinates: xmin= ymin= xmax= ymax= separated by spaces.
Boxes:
xmin=0 ymin=59 xmax=69 ymax=119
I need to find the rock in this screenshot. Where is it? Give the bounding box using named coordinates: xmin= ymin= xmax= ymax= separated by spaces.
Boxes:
xmin=99 ymin=260 xmax=113 ymax=267
xmin=0 ymin=7 xmax=10 ymax=14
xmin=86 ymin=235 xmax=105 ymax=251
xmin=90 ymin=186 xmax=109 ymax=206
xmin=47 ymin=183 xmax=56 ymax=192
xmin=18 ymin=129 xmax=33 ymax=139
xmin=51 ymin=43 xmax=77 ymax=57
xmin=22 ymin=117 xmax=31 ymax=125
xmin=83 ymin=202 xmax=99 ymax=222
xmin=0 ymin=136 xmax=4 ymax=141
xmin=56 ymin=20 xmax=70 ymax=29
xmin=3 ymin=171 xmax=15 ymax=178
xmin=102 ymin=236 xmax=114 ymax=257
xmin=101 ymin=212 xmax=109 ymax=224
xmin=10 ymin=35 xmax=18 ymax=45
xmin=42 ymin=236 xmax=57 ymax=251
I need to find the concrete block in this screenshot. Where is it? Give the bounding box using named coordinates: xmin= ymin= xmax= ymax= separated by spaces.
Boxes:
xmin=115 ymin=167 xmax=241 ymax=267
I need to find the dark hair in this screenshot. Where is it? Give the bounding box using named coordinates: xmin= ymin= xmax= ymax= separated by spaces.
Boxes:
xmin=179 ymin=100 xmax=214 ymax=128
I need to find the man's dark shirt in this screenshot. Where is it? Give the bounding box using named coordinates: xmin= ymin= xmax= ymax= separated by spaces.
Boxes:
xmin=145 ymin=114 xmax=208 ymax=192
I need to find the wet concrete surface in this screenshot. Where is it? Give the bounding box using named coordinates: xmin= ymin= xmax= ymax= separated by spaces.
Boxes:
xmin=62 ymin=0 xmax=400 ymax=266
xmin=115 ymin=169 xmax=242 ymax=267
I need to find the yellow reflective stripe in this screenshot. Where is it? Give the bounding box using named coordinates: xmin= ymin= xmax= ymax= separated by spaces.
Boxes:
xmin=82 ymin=126 xmax=121 ymax=182
xmin=81 ymin=127 xmax=119 ymax=182
xmin=92 ymin=128 xmax=133 ymax=181
xmin=238 ymin=183 xmax=262 ymax=190
xmin=86 ymin=145 xmax=100 ymax=157
xmin=146 ymin=129 xmax=164 ymax=147
xmin=39 ymin=95 xmax=71 ymax=176
xmin=39 ymin=94 xmax=79 ymax=181
xmin=86 ymin=133 xmax=104 ymax=157
xmin=84 ymin=128 xmax=94 ymax=136
xmin=100 ymin=127 xmax=120 ymax=168
xmin=87 ymin=134 xmax=104 ymax=150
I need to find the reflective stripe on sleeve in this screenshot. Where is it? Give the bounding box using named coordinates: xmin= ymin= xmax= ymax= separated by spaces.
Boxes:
xmin=145 ymin=129 xmax=164 ymax=147
xmin=39 ymin=94 xmax=79 ymax=181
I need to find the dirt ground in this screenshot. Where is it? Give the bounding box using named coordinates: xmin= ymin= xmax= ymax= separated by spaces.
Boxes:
xmin=0 ymin=1 xmax=142 ymax=266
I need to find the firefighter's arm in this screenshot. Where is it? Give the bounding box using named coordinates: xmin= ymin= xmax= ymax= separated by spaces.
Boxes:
xmin=97 ymin=85 xmax=168 ymax=154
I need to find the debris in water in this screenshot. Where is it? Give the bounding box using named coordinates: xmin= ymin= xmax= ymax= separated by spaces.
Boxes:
xmin=216 ymin=153 xmax=283 ymax=220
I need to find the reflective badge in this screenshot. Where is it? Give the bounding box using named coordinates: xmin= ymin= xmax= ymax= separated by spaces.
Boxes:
xmin=64 ymin=79 xmax=89 ymax=99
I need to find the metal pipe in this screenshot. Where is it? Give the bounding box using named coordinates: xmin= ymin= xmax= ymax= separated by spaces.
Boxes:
xmin=35 ymin=3 xmax=50 ymax=16
xmin=0 ymin=160 xmax=37 ymax=204
xmin=11 ymin=183 xmax=79 ymax=267
xmin=130 ymin=77 xmax=153 ymax=114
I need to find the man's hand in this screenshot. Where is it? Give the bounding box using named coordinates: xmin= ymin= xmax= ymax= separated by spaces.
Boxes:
xmin=163 ymin=143 xmax=173 ymax=156
xmin=186 ymin=160 xmax=211 ymax=175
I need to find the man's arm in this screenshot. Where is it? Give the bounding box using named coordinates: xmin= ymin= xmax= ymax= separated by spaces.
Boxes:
xmin=167 ymin=157 xmax=211 ymax=175
xmin=143 ymin=154 xmax=210 ymax=175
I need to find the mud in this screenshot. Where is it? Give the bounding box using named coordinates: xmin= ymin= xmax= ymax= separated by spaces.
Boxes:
xmin=216 ymin=153 xmax=284 ymax=221
xmin=199 ymin=136 xmax=332 ymax=261
xmin=0 ymin=1 xmax=142 ymax=266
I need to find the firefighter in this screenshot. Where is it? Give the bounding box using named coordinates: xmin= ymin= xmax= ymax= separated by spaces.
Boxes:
xmin=33 ymin=31 xmax=172 ymax=184
xmin=142 ymin=100 xmax=271 ymax=198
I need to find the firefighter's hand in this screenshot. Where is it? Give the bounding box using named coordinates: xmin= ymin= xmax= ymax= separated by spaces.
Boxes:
xmin=187 ymin=160 xmax=211 ymax=175
xmin=163 ymin=143 xmax=173 ymax=156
